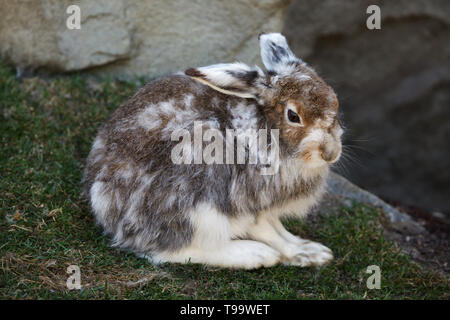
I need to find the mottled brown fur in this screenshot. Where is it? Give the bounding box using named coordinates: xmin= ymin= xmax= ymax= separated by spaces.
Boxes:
xmin=83 ymin=33 xmax=342 ymax=260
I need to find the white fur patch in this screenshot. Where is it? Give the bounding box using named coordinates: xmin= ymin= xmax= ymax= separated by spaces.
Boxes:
xmin=229 ymin=102 xmax=258 ymax=130
xmin=302 ymin=128 xmax=324 ymax=145
xmin=90 ymin=181 xmax=111 ymax=225
xmin=190 ymin=62 xmax=262 ymax=99
xmin=112 ymin=171 xmax=156 ymax=248
xmin=183 ymin=94 xmax=194 ymax=107
xmin=137 ymin=104 xmax=162 ymax=131
xmin=150 ymin=203 xmax=279 ymax=269
xmin=249 ymin=205 xmax=333 ymax=266
xmin=189 ymin=203 xmax=231 ymax=248
xmin=197 ymin=62 xmax=256 ymax=87
xmin=297 ymin=74 xmax=312 ymax=81
xmin=92 ymin=137 xmax=105 ymax=150
xmin=90 ymin=137 xmax=106 ymax=163
xmin=323 ymin=110 xmax=337 ymax=127
xmin=114 ymin=163 xmax=134 ymax=183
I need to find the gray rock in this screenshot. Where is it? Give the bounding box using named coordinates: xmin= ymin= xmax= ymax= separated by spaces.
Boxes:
xmin=0 ymin=0 xmax=289 ymax=78
xmin=284 ymin=0 xmax=450 ymax=215
xmin=316 ymin=172 xmax=425 ymax=234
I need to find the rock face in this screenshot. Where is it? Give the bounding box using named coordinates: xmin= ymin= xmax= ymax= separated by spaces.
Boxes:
xmin=284 ymin=0 xmax=450 ymax=214
xmin=321 ymin=172 xmax=449 ymax=275
xmin=322 ymin=172 xmax=424 ymax=234
xmin=0 ymin=0 xmax=289 ymax=78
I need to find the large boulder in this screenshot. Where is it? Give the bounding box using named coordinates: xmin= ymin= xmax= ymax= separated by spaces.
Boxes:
xmin=284 ymin=0 xmax=450 ymax=214
xmin=0 ymin=0 xmax=289 ymax=78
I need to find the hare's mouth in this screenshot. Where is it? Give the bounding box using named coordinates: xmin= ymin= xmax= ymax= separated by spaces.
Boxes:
xmin=299 ymin=144 xmax=341 ymax=168
xmin=299 ymin=148 xmax=325 ymax=167
xmin=320 ymin=147 xmax=341 ymax=164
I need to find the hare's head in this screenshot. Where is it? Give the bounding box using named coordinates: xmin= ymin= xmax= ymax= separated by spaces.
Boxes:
xmin=185 ymin=33 xmax=343 ymax=168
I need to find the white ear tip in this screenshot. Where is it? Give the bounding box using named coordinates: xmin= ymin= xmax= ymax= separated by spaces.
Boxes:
xmin=258 ymin=33 xmax=300 ymax=74
xmin=258 ymin=33 xmax=287 ymax=44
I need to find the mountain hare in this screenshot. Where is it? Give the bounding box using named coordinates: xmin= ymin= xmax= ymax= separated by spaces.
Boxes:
xmin=83 ymin=33 xmax=343 ymax=269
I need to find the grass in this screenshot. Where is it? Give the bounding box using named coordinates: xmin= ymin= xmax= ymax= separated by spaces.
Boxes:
xmin=0 ymin=60 xmax=448 ymax=299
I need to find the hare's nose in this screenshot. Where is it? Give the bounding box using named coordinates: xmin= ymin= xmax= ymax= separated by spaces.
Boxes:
xmin=320 ymin=144 xmax=340 ymax=163
xmin=321 ymin=150 xmax=334 ymax=162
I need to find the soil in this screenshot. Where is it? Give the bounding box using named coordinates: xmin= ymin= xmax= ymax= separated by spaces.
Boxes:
xmin=383 ymin=200 xmax=450 ymax=275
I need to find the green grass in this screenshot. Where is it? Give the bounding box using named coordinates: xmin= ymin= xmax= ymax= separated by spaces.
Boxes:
xmin=0 ymin=61 xmax=448 ymax=299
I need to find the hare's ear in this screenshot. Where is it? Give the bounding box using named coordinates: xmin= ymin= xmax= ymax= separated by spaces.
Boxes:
xmin=185 ymin=63 xmax=264 ymax=99
xmin=259 ymin=33 xmax=302 ymax=75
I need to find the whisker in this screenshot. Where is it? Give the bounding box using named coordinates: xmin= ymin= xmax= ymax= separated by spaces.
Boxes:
xmin=342 ymin=144 xmax=375 ymax=157
xmin=331 ymin=159 xmax=351 ymax=177
xmin=340 ymin=153 xmax=366 ymax=169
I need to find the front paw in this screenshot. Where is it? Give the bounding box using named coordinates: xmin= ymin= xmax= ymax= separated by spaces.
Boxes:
xmin=282 ymin=240 xmax=333 ymax=267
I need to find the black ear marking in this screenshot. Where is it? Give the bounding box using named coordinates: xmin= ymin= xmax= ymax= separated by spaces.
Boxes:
xmin=185 ymin=68 xmax=205 ymax=78
xmin=259 ymin=33 xmax=302 ymax=75
xmin=226 ymin=70 xmax=259 ymax=86
xmin=185 ymin=63 xmax=263 ymax=98
xmin=269 ymin=43 xmax=288 ymax=63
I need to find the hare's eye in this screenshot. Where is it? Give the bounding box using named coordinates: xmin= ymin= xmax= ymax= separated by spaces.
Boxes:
xmin=287 ymin=109 xmax=302 ymax=125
